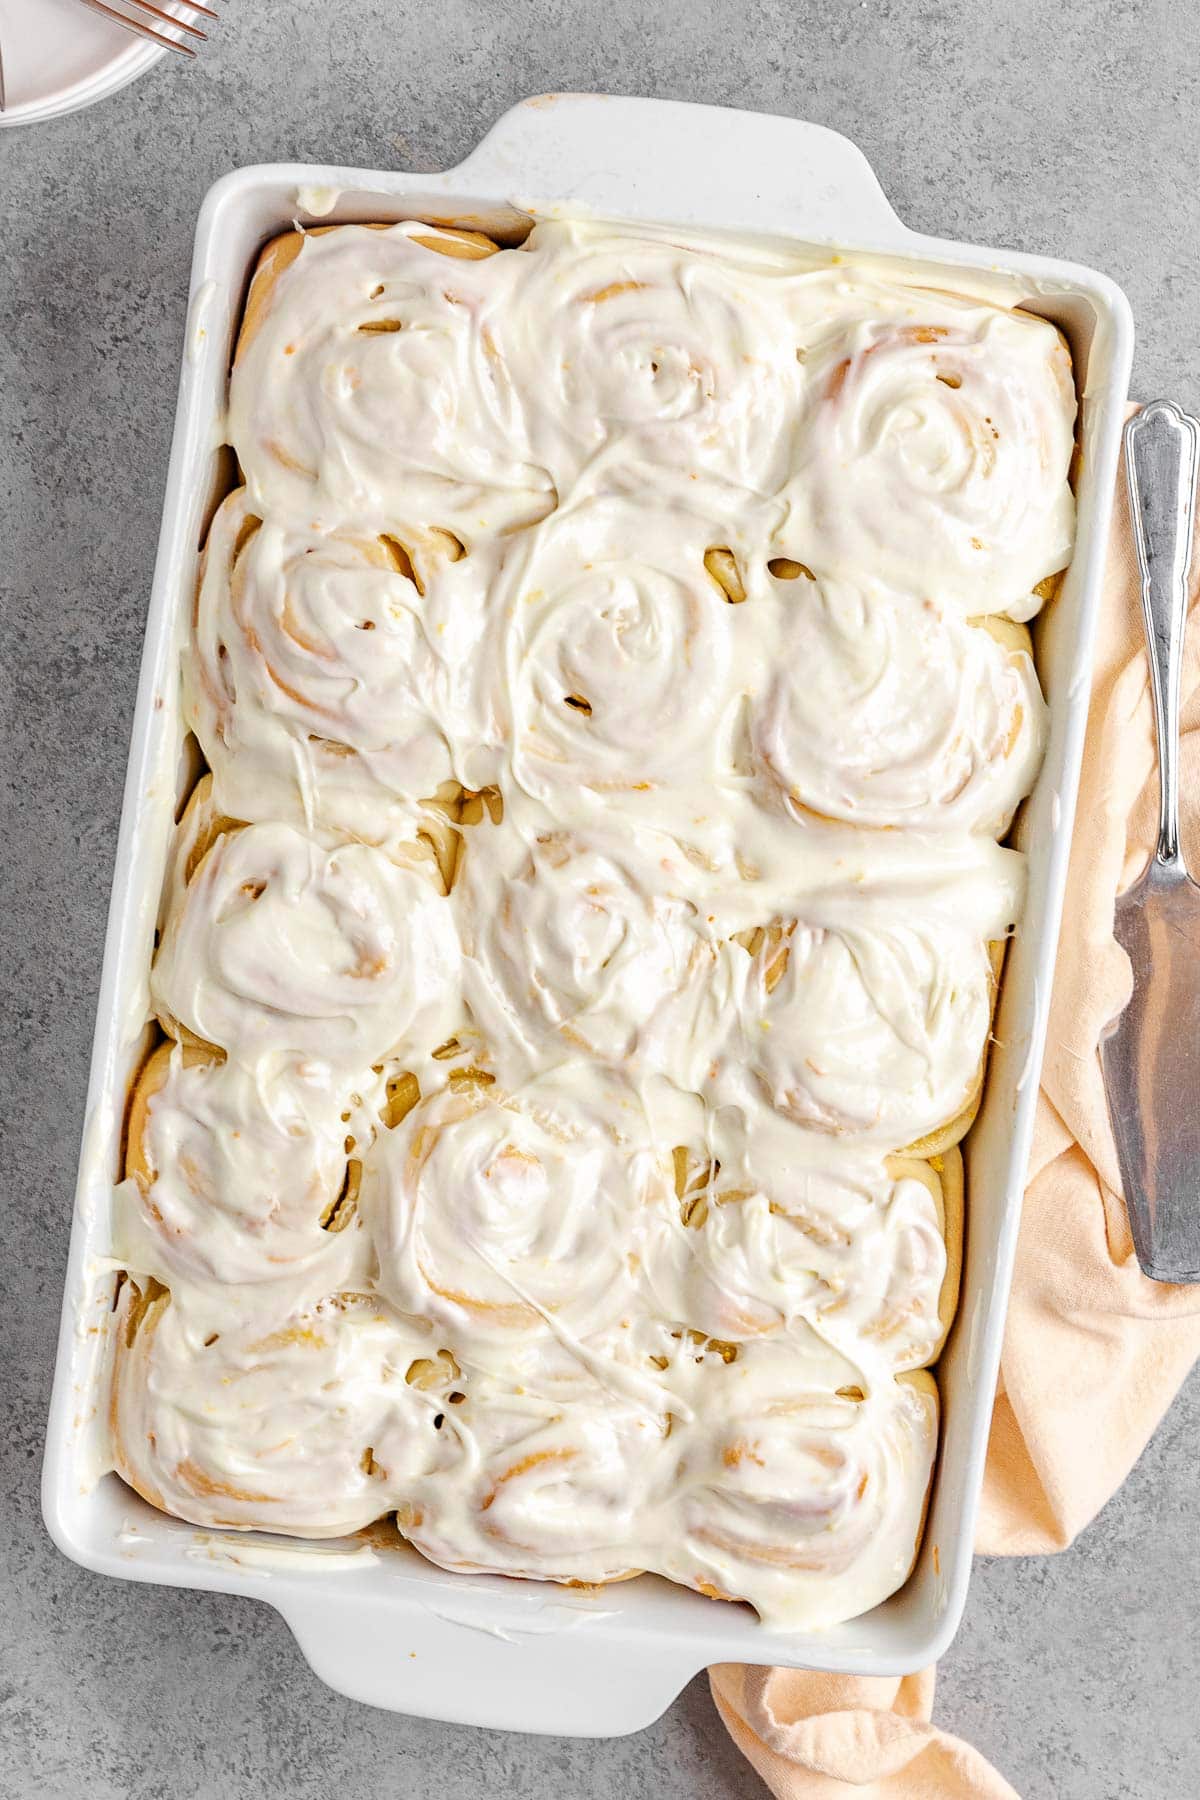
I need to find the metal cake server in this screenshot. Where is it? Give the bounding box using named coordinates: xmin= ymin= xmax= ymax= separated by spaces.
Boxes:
xmin=1101 ymin=399 xmax=1200 ymax=1282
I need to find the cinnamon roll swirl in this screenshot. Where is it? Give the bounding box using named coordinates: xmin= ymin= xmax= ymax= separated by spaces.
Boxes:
xmin=454 ymin=816 xmax=726 ymax=1088
xmin=111 ymin=1284 xmax=458 ymax=1537
xmin=671 ymin=1356 xmax=939 ymax=1629
xmin=397 ymin=1379 xmax=669 ymax=1585
xmin=643 ymin=1117 xmax=960 ymax=1374
xmin=230 ymin=223 xmax=554 ymax=541
xmin=508 ymin=219 xmax=805 ymax=503
xmin=755 ymin=575 xmax=1047 ymax=834
xmin=186 ymin=487 xmax=480 ymax=839
xmin=723 ymin=915 xmax=1004 ymax=1152
xmin=119 ymin=1042 xmax=375 ymax=1305
xmin=505 ymin=498 xmax=740 ymax=801
xmin=152 ymin=780 xmax=461 ymax=1074
xmin=368 ymin=1069 xmax=660 ymax=1361
xmin=783 ymin=290 xmax=1075 ymax=615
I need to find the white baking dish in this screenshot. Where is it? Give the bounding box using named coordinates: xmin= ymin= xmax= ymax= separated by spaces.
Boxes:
xmin=42 ymin=94 xmax=1133 ymax=1737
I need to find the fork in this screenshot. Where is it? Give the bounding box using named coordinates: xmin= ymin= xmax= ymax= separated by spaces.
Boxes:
xmin=71 ymin=0 xmax=217 ymax=58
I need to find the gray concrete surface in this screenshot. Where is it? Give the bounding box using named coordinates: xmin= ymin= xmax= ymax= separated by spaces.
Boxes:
xmin=3 ymin=3 xmax=1199 ymax=1795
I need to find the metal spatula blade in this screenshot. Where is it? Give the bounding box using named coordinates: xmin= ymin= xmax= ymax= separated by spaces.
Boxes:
xmin=1100 ymin=400 xmax=1200 ymax=1282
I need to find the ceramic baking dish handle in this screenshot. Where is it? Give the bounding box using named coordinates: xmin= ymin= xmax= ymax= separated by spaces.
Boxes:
xmin=279 ymin=1588 xmax=704 ymax=1735
xmin=451 ymin=93 xmax=910 ymax=246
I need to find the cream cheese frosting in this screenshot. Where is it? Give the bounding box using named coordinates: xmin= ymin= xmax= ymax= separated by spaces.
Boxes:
xmin=116 ymin=1044 xmax=375 ymax=1308
xmin=671 ymin=1355 xmax=939 ymax=1628
xmin=366 ymin=1067 xmax=658 ymax=1364
xmin=453 ymin=814 xmax=731 ymax=1089
xmin=186 ymin=487 xmax=471 ymax=840
xmin=112 ymin=214 xmax=1073 ymax=1632
xmin=229 ymin=223 xmax=555 ymax=540
xmin=754 ymin=576 xmax=1047 ymax=834
xmin=779 ymin=283 xmax=1076 ymax=615
xmin=504 ymin=495 xmax=740 ymax=802
xmin=639 ymin=1108 xmax=953 ymax=1375
xmin=721 ymin=916 xmax=998 ymax=1146
xmin=112 ymin=1287 xmax=456 ymax=1537
xmin=151 ymin=784 xmax=461 ymax=1075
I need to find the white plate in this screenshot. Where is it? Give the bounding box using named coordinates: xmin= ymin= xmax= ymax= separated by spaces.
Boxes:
xmin=0 ymin=0 xmax=173 ymax=127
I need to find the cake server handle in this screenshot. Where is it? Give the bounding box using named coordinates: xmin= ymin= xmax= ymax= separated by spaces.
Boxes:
xmin=1124 ymin=398 xmax=1199 ymax=869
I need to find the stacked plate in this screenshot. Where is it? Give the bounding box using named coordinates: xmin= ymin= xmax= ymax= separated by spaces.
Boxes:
xmin=0 ymin=0 xmax=172 ymax=126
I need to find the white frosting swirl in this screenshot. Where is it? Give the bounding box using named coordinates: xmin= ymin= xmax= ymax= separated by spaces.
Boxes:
xmin=641 ymin=1108 xmax=950 ymax=1374
xmin=454 ymin=816 xmax=726 ymax=1088
xmin=783 ymin=292 xmax=1076 ymax=613
xmin=505 ymin=498 xmax=738 ymax=800
xmin=507 ymin=220 xmax=805 ymax=505
xmin=400 ymin=1380 xmax=670 ymax=1583
xmin=229 ymin=222 xmax=554 ymax=538
xmin=151 ymin=799 xmax=460 ymax=1074
xmin=113 ymin=1287 xmax=456 ymax=1537
xmin=755 ymin=576 xmax=1047 ymax=833
xmin=670 ymin=1355 xmax=938 ymax=1629
xmin=723 ymin=916 xmax=998 ymax=1146
xmin=368 ymin=1070 xmax=658 ymax=1362
xmin=116 ymin=1044 xmax=374 ymax=1306
xmin=186 ymin=488 xmax=472 ymax=837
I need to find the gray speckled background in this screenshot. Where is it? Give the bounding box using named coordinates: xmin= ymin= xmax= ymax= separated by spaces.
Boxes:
xmin=3 ymin=4 xmax=1199 ymax=1796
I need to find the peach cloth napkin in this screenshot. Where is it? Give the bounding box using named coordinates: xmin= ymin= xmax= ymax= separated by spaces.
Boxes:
xmin=710 ymin=441 xmax=1200 ymax=1799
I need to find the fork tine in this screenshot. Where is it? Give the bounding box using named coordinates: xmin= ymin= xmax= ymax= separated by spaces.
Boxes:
xmin=72 ymin=0 xmax=197 ymax=54
xmin=123 ymin=0 xmax=209 ymax=37
xmin=181 ymin=0 xmax=219 ymax=15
